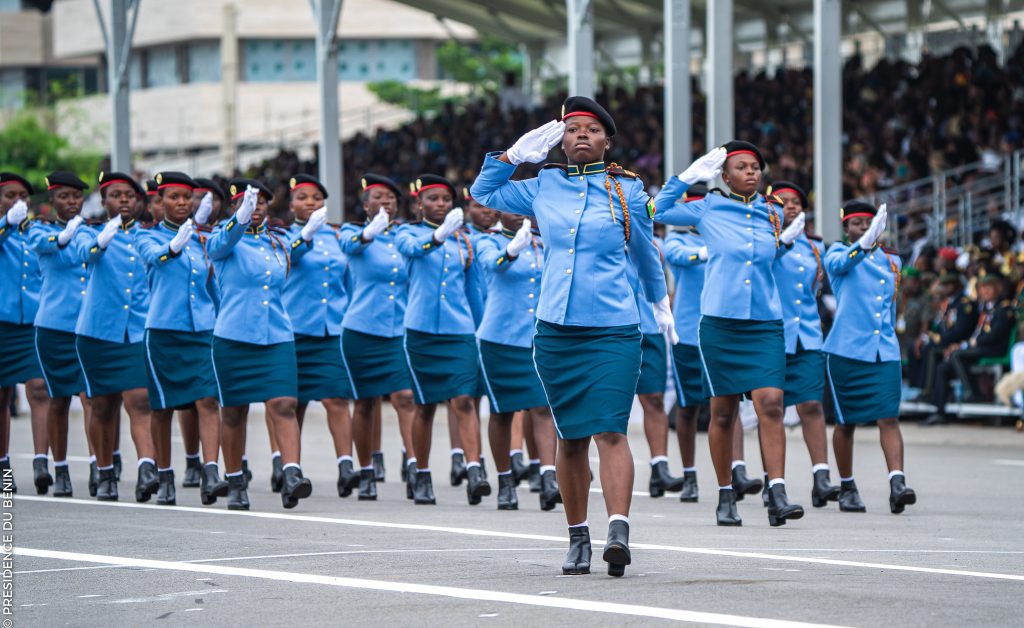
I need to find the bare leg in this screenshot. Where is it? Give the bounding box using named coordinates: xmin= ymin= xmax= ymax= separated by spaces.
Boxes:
xmin=352 ymin=398 xmax=376 ymax=467
xmin=594 ymin=432 xmax=634 ymax=517
xmin=372 ymin=400 xmax=382 ymax=453
xmin=528 ymin=407 xmax=557 ymax=466
xmin=877 ymin=418 xmax=904 ymax=473
xmin=0 ymin=387 xmax=11 ymax=457
xmin=510 ymin=411 xmax=525 ymax=453
xmin=832 ymin=424 xmax=855 ymax=478
xmin=177 ymin=407 xmax=201 ymax=458
xmin=709 ymin=395 xmax=741 ymax=486
xmin=89 ymin=394 xmax=122 ymax=467
xmin=265 ymin=413 xmax=279 ymax=456
xmin=195 ymin=397 xmax=221 ymax=466
xmin=796 ymin=401 xmax=829 ymax=466
xmin=446 ymin=401 xmax=463 ymax=451
xmin=322 ymin=397 xmax=353 ymax=458
xmin=266 ymin=397 xmax=301 ymax=465
xmin=675 ymin=406 xmax=699 ymax=468
xmin=122 ymin=388 xmax=155 ymax=462
xmin=150 ymin=408 xmax=174 ymax=468
xmin=412 ymin=403 xmax=438 ymax=470
xmin=47 ymin=397 xmax=73 ymax=462
xmin=221 ymin=405 xmax=249 ymax=474
xmin=556 ymin=436 xmax=591 ymax=524
xmin=488 ymin=411 xmax=514 ymax=472
xmin=390 ymin=390 xmax=417 ymax=460
xmin=449 ymin=395 xmax=482 ymax=462
xmin=25 ymin=379 xmax=50 ymax=456
xmin=81 ymin=394 xmax=94 ymax=456
xmin=751 ymin=387 xmax=786 ymax=480
xmin=640 ymin=392 xmax=669 ymax=458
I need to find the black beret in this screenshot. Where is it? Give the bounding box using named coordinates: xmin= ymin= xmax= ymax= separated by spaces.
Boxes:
xmin=145 ymin=179 xmax=159 ymax=196
xmin=98 ymin=171 xmax=145 ymax=196
xmin=561 ymin=96 xmax=616 ymax=137
xmin=683 ymin=182 xmax=708 ymax=201
xmin=360 ymin=173 xmax=401 ymax=199
xmin=414 ymin=174 xmax=456 ymax=197
xmin=768 ymin=180 xmax=808 ymax=208
xmin=153 ymin=171 xmax=196 ymax=193
xmin=722 ymin=140 xmax=765 ymax=170
xmin=840 ymin=200 xmax=878 ymax=222
xmin=45 ymin=171 xmax=88 ymax=192
xmin=193 ymin=177 xmax=226 ymax=201
xmin=0 ymin=172 xmax=34 ymax=195
xmin=227 ymin=178 xmax=274 ymax=202
xmin=289 ymin=174 xmax=328 ymax=199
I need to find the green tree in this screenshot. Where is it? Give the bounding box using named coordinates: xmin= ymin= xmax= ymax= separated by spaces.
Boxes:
xmin=0 ymin=110 xmax=102 ymax=193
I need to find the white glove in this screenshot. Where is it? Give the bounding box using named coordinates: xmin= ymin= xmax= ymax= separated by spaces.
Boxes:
xmin=779 ymin=212 xmax=806 ymax=246
xmin=433 ymin=208 xmax=464 ymax=242
xmin=506 ymin=218 xmax=532 ymax=257
xmin=678 ymin=146 xmax=727 ymax=185
xmin=96 ymin=214 xmax=122 ymax=249
xmin=653 ymin=295 xmax=679 ymax=345
xmin=362 ymin=209 xmax=389 ymax=241
xmin=169 ymin=219 xmax=194 ymax=254
xmin=506 ymin=120 xmax=566 ymax=165
xmin=301 ymin=207 xmax=328 ymax=241
xmin=697 ymin=245 xmax=709 ymax=261
xmin=57 ymin=215 xmax=83 ymax=246
xmin=194 ymin=192 xmax=213 ymax=226
xmin=236 ymin=185 xmax=258 ymax=225
xmin=6 ymin=200 xmax=27 ymax=225
xmin=856 ymin=203 xmax=887 ymax=250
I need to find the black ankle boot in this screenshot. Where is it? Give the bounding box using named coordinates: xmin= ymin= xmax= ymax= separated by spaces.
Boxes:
xmin=496 ymin=473 xmax=518 ymax=510
xmin=889 ymin=475 xmax=917 ymax=514
xmin=135 ymin=461 xmax=159 ymax=503
xmin=466 ymin=464 xmax=491 ymax=506
xmin=766 ymin=483 xmax=804 ymax=527
xmin=281 ymin=466 xmax=312 ymax=509
xmin=479 ymin=456 xmax=488 ymax=481
xmin=227 ymin=474 xmax=249 ymax=510
xmin=33 ymin=458 xmax=53 ymax=495
xmin=527 ymin=462 xmax=542 ymax=493
xmin=761 ymin=473 xmax=770 ymax=507
xmin=242 ymin=458 xmax=253 ymax=483
xmin=603 ymin=520 xmax=631 ymax=577
xmin=88 ymin=461 xmax=98 ymax=497
xmin=270 ymin=457 xmax=284 ymax=493
xmin=200 ymin=464 xmax=229 ymax=505
xmin=562 ymin=526 xmax=592 ymax=575
xmin=679 ymin=470 xmax=698 ymax=503
xmin=716 ymin=489 xmax=742 ymax=526
xmin=156 ymin=470 xmax=176 ymax=505
xmin=811 ymin=469 xmax=840 ymax=507
xmin=413 ymin=471 xmax=436 ymax=505
xmin=510 ymin=452 xmax=528 ymax=486
xmin=540 ymin=469 xmax=562 ymax=511
xmin=450 ymin=452 xmax=466 ymax=486
xmin=731 ymin=464 xmax=763 ymax=500
xmin=649 ymin=460 xmax=685 ymax=497
xmin=400 ymin=451 xmax=409 ymax=483
xmin=405 ymin=461 xmax=417 ymax=500
xmin=182 ymin=457 xmax=202 ymax=488
xmin=838 ymin=480 xmax=866 ymax=512
xmin=96 ymin=468 xmax=118 ymax=501
xmin=112 ymin=452 xmax=122 ymax=481
xmin=358 ymin=468 xmax=377 ymax=501
xmin=372 ymin=451 xmax=386 ymax=483
xmin=53 ymin=465 xmax=72 ymax=497
xmin=0 ymin=458 xmax=14 ymax=494
xmin=337 ymin=459 xmax=359 ymax=498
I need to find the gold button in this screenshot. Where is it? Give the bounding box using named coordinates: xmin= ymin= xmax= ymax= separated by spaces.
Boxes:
xmin=388 ymin=295 xmax=395 ymax=300
xmin=127 ymin=244 xmax=132 ymax=249
xmin=265 ymin=256 xmax=270 ymax=261
xmin=21 ymin=286 xmax=26 ymax=290
xmin=80 ymin=277 xmax=85 ymax=282
xmin=794 ymin=316 xmax=800 ymax=321
xmin=568 ymin=248 xmax=574 ymax=254
xmin=528 ymin=308 xmax=534 ymax=313
xmin=324 ymin=266 xmax=329 ymax=271
xmin=745 ymin=261 xmax=751 ymax=266
xmin=82 ymin=263 xmax=86 ymax=268
xmin=125 ymin=288 xmax=131 ymax=293
xmin=128 ymin=272 xmax=133 ymax=277
xmin=744 ymin=279 xmax=751 ymax=284
xmin=387 ymin=243 xmax=393 ymax=248
xmin=392 ymin=267 xmax=398 ymax=272
xmin=795 ymin=299 xmax=801 ymax=304
xmin=798 ymin=267 xmax=805 ymax=272
xmin=389 ymin=281 xmax=395 ymax=286
xmin=880 ymin=280 xmax=886 ymax=285
xmin=259 ymin=247 xmax=265 ymax=251
xmin=746 ymin=214 xmax=751 ymax=219
xmin=445 ymin=254 xmax=450 ymax=259
xmin=129 ymin=256 xmax=135 ymax=261
xmin=575 ymin=210 xmax=581 ymax=214
xmin=321 ymin=298 xmax=327 ymax=303
xmin=81 ymin=290 xmax=86 ymax=295
xmin=566 ymin=269 xmax=572 ymax=275
xmin=391 ymin=254 xmax=397 ymax=259
xmin=528 ymin=293 xmax=535 ymax=298
xmin=192 ymin=269 xmax=198 ymax=274
xmin=262 ymin=300 xmax=268 ymax=306
xmin=122 ymin=305 xmax=128 ymax=310
xmin=265 ymin=270 xmax=271 ymax=275
xmin=746 ymin=227 xmax=752 ymax=232
xmin=874 ymin=330 xmax=880 ymax=335
xmin=797 ymin=283 xmax=803 ymax=289
xmin=23 ymin=262 xmax=27 ymax=267
xmin=578 ymin=192 xmax=584 ymax=198
xmin=441 ymin=281 xmax=447 ymax=287
xmin=578 ymin=176 xmax=584 ymax=181
xmin=191 ymin=281 xmax=196 ymax=286
xmin=191 ymin=294 xmax=195 ymax=300
xmin=263 ymin=285 xmax=269 ymax=290
xmin=746 ymin=242 xmax=752 ymax=248
xmin=875 ymin=313 xmax=881 ymax=318
xmin=529 ymin=278 xmax=535 ymax=283
xmin=441 ymin=294 xmax=446 ymax=300
xmin=530 ymin=264 xmax=536 ymax=268
xmin=876 ymin=296 xmax=882 ymax=300
xmin=322 ymin=282 xmax=328 ymax=287
xmin=443 ymin=268 xmax=449 ymax=272
xmin=569 ymin=228 xmax=575 ymax=234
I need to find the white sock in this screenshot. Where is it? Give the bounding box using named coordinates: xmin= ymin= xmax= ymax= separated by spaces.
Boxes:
xmin=225 ymin=470 xmax=243 ymax=478
xmin=113 ymin=449 xmax=121 ymax=457
xmin=137 ymin=457 xmax=155 ymax=467
xmin=530 ymin=458 xmax=540 ymax=465
xmin=242 ymin=455 xmax=249 ymax=462
xmin=539 ymin=465 xmax=556 ymax=474
xmin=271 ymin=451 xmax=281 ymax=460
xmin=54 ymin=460 xmax=68 ymax=468
xmin=718 ymin=485 xmax=733 ymax=491
xmin=407 ymin=457 xmax=417 ymax=466
xmin=650 ymin=455 xmax=668 ymax=465
xmin=451 ymin=448 xmax=464 ymax=456
xmin=417 ymin=468 xmax=431 ymax=474
xmin=731 ymin=460 xmax=745 ymax=470
xmin=98 ymin=464 xmax=114 ymax=471
xmin=888 ymin=470 xmax=905 ymax=480
xmin=497 ymin=470 xmax=512 ymax=476
xmin=0 ymin=456 xmax=9 ymax=463
xmin=361 ymin=465 xmax=374 ymax=471
xmin=282 ymin=463 xmax=300 ymax=471
xmin=185 ymin=454 xmax=200 ymax=460
xmin=608 ymin=514 xmax=629 ymax=524
xmin=33 ymin=454 xmax=48 ymax=461
xmin=840 ymin=476 xmax=854 ymax=483
xmin=204 ymin=462 xmax=219 ymax=469
xmin=337 ymin=455 xmax=353 ymax=464
xmin=158 ymin=467 xmax=173 ymax=473
xmin=510 ymin=449 xmax=523 ymax=456
xmin=812 ymin=463 xmax=830 ymax=473
xmin=683 ymin=466 xmax=697 ymax=472
xmin=88 ymin=455 xmax=96 ymax=463
xmin=768 ymin=478 xmax=785 ymax=488
xmin=466 ymin=461 xmax=481 ymax=469
xmin=568 ymin=520 xmax=588 ymax=528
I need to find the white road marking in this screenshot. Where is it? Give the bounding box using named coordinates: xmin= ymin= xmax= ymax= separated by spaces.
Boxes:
xmin=992 ymin=459 xmax=1024 ymax=466
xmin=590 ymin=487 xmax=651 ymax=497
xmin=77 ymin=594 xmax=104 ymax=598
xmin=15 ymin=454 xmax=92 ymax=463
xmin=103 ymin=589 xmax=227 ymax=604
xmin=15 ymin=547 xmax=844 ymax=628
xmin=14 ymin=496 xmax=1024 ymax=582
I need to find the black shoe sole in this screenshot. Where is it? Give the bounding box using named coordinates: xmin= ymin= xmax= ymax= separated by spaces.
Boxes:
xmin=414 ymin=499 xmax=436 ymax=505
xmin=53 ymin=491 xmax=72 ymax=498
xmin=603 ymin=544 xmax=630 ymax=577
xmin=34 ymin=475 xmax=53 ymax=495
xmin=97 ymin=495 xmax=118 ymax=502
xmin=562 ymin=566 xmax=591 ymax=575
xmin=157 ymin=500 xmax=176 ymax=506
xmin=228 ymin=504 xmax=250 ymax=510
xmin=135 ymin=482 xmax=159 ymax=503
xmin=840 ymin=505 xmax=867 ymax=513
xmin=649 ymin=485 xmax=664 ymax=498
xmin=358 ymin=494 xmax=378 ymax=501
xmin=679 ymin=495 xmax=698 ymax=503
xmin=716 ymin=518 xmax=742 ymax=526
xmin=890 ymin=491 xmax=917 ymax=514
xmin=768 ymin=508 xmax=805 ymax=527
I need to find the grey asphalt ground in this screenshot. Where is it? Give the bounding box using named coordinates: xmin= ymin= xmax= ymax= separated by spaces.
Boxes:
xmin=5 ymin=405 xmax=1024 ymax=627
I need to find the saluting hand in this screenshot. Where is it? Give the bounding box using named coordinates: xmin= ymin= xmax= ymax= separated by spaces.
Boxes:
xmin=653 ymin=295 xmax=680 ymax=345
xmin=57 ymin=215 xmax=83 ymax=246
xmin=856 ymin=203 xmax=887 ymax=250
xmin=697 ymin=245 xmax=709 ymax=261
xmin=362 ymin=209 xmax=390 ymax=242
xmin=96 ymin=213 xmax=123 ymax=249
xmin=506 ymin=218 xmax=532 ymax=257
xmin=169 ymin=219 xmax=194 ymax=254
xmin=506 ymin=120 xmax=566 ymax=165
xmin=301 ymin=207 xmax=329 ymax=241
xmin=433 ymin=208 xmax=464 ymax=243
xmin=6 ymin=199 xmax=27 ymax=225
xmin=236 ymin=185 xmax=258 ymax=224
xmin=195 ymin=192 xmax=214 ymax=226
xmin=779 ymin=212 xmax=806 ymax=246
xmin=679 ymin=146 xmax=727 ymax=185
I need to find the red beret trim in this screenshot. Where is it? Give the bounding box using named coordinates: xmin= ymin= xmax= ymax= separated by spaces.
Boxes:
xmin=157 ymin=183 xmax=193 ymax=191
xmin=291 ymin=182 xmax=322 ymax=192
xmin=100 ymin=179 xmax=136 ymax=189
xmin=772 ymin=187 xmax=801 ymax=199
xmin=841 ymin=212 xmax=875 ymax=222
xmin=562 ymin=111 xmax=600 ymax=122
xmin=231 ymin=192 xmax=245 ymax=200
xmin=0 ymin=180 xmax=24 ymax=187
xmin=147 ymin=190 xmax=158 ymax=196
xmin=417 ymin=183 xmax=452 ymax=194
xmin=193 ymin=187 xmax=211 ymax=193
xmin=726 ymin=149 xmax=759 ymax=161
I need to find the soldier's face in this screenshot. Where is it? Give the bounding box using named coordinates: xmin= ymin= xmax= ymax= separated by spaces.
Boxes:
xmin=103 ymin=182 xmax=139 ymax=221
xmin=843 ymin=215 xmax=871 ymax=241
xmin=364 ymin=187 xmax=397 ymax=220
xmin=418 ymin=189 xmax=453 ymax=224
xmin=498 ymin=211 xmax=525 ymax=232
xmin=50 ymin=187 xmax=84 ymax=221
xmin=1 ymin=182 xmax=29 ymax=212
xmin=466 ymin=199 xmax=498 ymax=229
xmin=562 ymin=117 xmax=609 ymax=164
xmin=722 ymin=155 xmax=762 ymax=196
xmin=776 ymin=190 xmax=804 ymax=226
xmin=290 ymin=186 xmax=324 ymax=222
xmin=161 ymin=186 xmax=194 ymax=224
xmin=979 ymin=283 xmax=998 ymax=302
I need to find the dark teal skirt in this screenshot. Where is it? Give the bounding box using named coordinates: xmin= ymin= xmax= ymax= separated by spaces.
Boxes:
xmin=295 ymin=333 xmax=353 ymax=403
xmin=403 ymin=330 xmax=479 ymax=404
xmin=698 ymin=316 xmax=785 ymax=398
xmin=341 ymin=329 xmax=412 ymax=399
xmin=35 ymin=327 xmax=83 ymax=398
xmin=212 ymin=336 xmax=298 ymax=407
xmin=144 ymin=329 xmax=217 ymax=410
xmin=826 ymin=353 xmax=901 ymax=424
xmin=636 ymin=333 xmax=668 ymax=395
xmin=478 ymin=339 xmax=547 ymax=413
xmin=672 ymin=343 xmax=708 ymax=407
xmin=533 ymin=321 xmax=641 ymax=440
xmin=783 ymin=348 xmax=825 ymax=407
xmin=76 ymin=335 xmax=148 ymax=398
xmin=0 ymin=322 xmax=42 ymax=385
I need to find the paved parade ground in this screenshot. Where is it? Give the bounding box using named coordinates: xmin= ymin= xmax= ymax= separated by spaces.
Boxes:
xmin=6 ymin=406 xmax=1024 ymax=627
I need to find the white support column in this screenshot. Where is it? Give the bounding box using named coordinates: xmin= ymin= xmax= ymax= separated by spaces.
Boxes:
xmin=814 ymin=0 xmax=843 ymax=243
xmin=705 ymin=0 xmax=733 ymax=148
xmin=566 ymin=0 xmax=595 ymax=98
xmin=93 ymin=0 xmax=140 ymax=172
xmin=312 ymin=0 xmax=344 ymax=222
xmin=664 ymin=0 xmax=691 ymax=179
xmin=220 ymin=2 xmax=238 ymax=176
